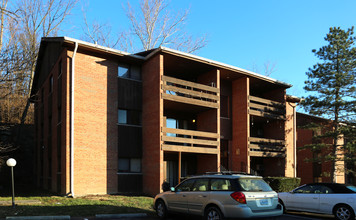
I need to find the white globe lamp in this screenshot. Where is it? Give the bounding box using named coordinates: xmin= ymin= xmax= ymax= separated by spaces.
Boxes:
xmin=6 ymin=158 xmax=16 ymax=208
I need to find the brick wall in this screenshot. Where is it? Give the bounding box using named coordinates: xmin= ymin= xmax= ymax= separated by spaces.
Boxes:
xmin=231 ymin=77 xmax=249 ymax=172
xmin=297 ymin=114 xmax=345 ymax=184
xmin=142 ymin=54 xmax=164 ymax=196
xmin=69 ymin=50 xmax=118 ymax=196
xmin=297 ymin=128 xmax=315 ymax=184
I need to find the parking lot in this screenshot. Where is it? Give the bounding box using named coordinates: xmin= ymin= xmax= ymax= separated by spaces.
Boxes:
xmin=108 ymin=212 xmax=335 ymax=220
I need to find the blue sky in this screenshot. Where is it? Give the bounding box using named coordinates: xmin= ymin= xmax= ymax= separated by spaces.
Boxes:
xmin=66 ymin=0 xmax=356 ymax=101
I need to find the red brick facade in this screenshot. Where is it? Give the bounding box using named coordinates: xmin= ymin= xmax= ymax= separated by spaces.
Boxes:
xmin=142 ymin=54 xmax=164 ymax=196
xmin=31 ymin=37 xmax=299 ymax=197
xmin=296 ymin=113 xmax=345 ymax=185
xmin=231 ymin=77 xmax=249 ymax=172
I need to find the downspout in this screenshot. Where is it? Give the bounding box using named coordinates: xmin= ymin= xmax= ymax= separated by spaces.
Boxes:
xmin=293 ymin=104 xmax=297 ymax=178
xmin=70 ymin=41 xmax=78 ymax=197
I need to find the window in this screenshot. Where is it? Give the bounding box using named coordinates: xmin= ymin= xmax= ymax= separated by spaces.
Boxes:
xmin=118 ymin=109 xmax=127 ymax=124
xmin=58 ymin=108 xmax=61 ymax=123
xmin=221 ymin=95 xmax=229 ymax=118
xmin=130 ymin=158 xmax=141 ymax=172
xmin=166 ymin=118 xmax=177 ymax=137
xmin=118 ymin=64 xmax=141 ymax=80
xmin=238 ymin=178 xmax=272 ymax=192
xmin=294 ymin=185 xmax=315 ymax=194
xmin=118 ymin=109 xmax=141 ymax=125
xmin=347 ymin=186 xmax=356 ymax=192
xmin=176 ymin=179 xmax=195 ymax=192
xmin=211 ymin=178 xmax=232 ymax=191
xmin=49 ymin=75 xmax=53 ymax=93
xmin=118 ymin=64 xmax=129 ymax=78
xmin=58 ymin=60 xmax=62 ymax=78
xmin=192 ymin=179 xmax=209 ymax=191
xmin=130 ymin=65 xmax=141 ymax=80
xmin=41 ymin=89 xmax=44 ymax=104
xmin=118 ymin=158 xmax=141 ymax=173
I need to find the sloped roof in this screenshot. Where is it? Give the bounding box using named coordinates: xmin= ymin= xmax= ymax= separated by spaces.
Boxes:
xmin=31 ymin=36 xmax=292 ymax=98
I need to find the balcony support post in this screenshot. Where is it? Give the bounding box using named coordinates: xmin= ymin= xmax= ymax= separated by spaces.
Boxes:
xmin=178 ymin=152 xmax=181 ymax=184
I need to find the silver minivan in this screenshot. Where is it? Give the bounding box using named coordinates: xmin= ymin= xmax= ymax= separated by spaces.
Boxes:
xmin=154 ymin=173 xmax=283 ymax=219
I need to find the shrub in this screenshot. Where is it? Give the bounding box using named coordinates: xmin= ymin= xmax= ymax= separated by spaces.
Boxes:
xmin=264 ymin=177 xmax=301 ymax=192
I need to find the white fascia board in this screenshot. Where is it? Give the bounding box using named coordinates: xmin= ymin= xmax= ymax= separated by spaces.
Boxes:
xmin=43 ymin=36 xmax=146 ymax=60
xmin=146 ymin=46 xmax=292 ymax=88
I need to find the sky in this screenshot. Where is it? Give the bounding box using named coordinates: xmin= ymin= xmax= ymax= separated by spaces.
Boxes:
xmin=65 ymin=0 xmax=356 ymax=103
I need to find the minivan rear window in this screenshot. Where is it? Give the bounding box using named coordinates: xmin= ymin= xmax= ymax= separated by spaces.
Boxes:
xmin=238 ymin=178 xmax=272 ymax=192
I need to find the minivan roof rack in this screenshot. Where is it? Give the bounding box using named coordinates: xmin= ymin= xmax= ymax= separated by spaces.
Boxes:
xmin=205 ymin=171 xmax=256 ymax=176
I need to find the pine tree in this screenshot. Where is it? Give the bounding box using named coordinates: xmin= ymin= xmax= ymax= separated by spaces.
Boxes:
xmin=302 ymin=26 xmax=356 ymax=182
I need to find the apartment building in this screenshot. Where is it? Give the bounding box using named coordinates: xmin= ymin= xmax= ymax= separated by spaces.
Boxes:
xmin=296 ymin=112 xmax=346 ymax=185
xmin=30 ymin=37 xmax=299 ymax=196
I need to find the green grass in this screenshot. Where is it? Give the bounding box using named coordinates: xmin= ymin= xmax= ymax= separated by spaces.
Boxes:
xmin=0 ymin=194 xmax=155 ymax=218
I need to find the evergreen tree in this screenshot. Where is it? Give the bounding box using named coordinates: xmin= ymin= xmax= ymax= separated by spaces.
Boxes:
xmin=302 ymin=26 xmax=356 ymax=182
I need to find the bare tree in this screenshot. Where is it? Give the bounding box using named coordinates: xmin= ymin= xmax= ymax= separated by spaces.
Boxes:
xmin=0 ymin=0 xmax=75 ymax=167
xmin=12 ymin=0 xmax=77 ymax=124
xmin=249 ymin=60 xmax=277 ymax=77
xmin=263 ymin=61 xmax=277 ymax=77
xmin=125 ymin=0 xmax=207 ymax=53
xmin=0 ymin=0 xmax=77 ymax=123
xmin=81 ymin=3 xmax=123 ymax=49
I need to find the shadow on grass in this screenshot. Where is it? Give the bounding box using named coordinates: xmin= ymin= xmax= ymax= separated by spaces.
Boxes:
xmin=0 ymin=204 xmax=155 ymax=218
xmin=0 ymin=184 xmax=155 ymax=218
xmin=0 ymin=184 xmax=55 ymax=197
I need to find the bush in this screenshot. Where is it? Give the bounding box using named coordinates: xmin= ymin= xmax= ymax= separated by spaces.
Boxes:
xmin=264 ymin=177 xmax=301 ymax=192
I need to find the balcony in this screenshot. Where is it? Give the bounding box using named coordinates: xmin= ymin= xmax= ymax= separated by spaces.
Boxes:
xmin=248 ymin=96 xmax=285 ymax=120
xmin=249 ymin=137 xmax=285 ymax=157
xmin=162 ymin=75 xmax=219 ymax=109
xmin=161 ymin=127 xmax=219 ymax=154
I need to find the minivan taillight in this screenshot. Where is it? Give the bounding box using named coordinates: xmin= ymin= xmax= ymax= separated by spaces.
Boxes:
xmin=230 ymin=192 xmax=246 ymax=204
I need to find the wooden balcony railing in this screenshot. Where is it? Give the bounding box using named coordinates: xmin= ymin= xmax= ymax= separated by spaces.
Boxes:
xmin=162 ymin=75 xmax=219 ymax=109
xmin=161 ymin=127 xmax=219 ymax=154
xmin=249 ymin=96 xmax=285 ymax=120
xmin=248 ymin=137 xmax=286 ymax=157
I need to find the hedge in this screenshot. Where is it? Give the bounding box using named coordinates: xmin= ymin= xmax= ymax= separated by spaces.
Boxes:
xmin=264 ymin=177 xmax=301 ymax=192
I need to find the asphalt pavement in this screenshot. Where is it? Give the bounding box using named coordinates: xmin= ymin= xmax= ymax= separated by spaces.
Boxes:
xmin=68 ymin=212 xmax=334 ymax=220
xmin=3 ymin=211 xmax=336 ymax=220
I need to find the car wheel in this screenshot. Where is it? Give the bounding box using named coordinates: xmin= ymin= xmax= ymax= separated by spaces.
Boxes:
xmin=205 ymin=206 xmax=223 ymax=220
xmin=156 ymin=200 xmax=167 ymax=219
xmin=279 ymin=199 xmax=286 ymax=213
xmin=334 ymin=205 xmax=355 ymax=220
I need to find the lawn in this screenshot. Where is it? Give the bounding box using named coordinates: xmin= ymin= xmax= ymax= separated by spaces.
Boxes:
xmin=0 ymin=194 xmax=155 ymax=218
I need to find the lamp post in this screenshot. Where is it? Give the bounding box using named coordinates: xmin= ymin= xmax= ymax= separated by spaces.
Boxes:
xmin=6 ymin=158 xmax=16 ymax=208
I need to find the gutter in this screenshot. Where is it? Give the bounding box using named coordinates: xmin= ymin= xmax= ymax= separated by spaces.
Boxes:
xmin=70 ymin=41 xmax=78 ymax=197
xmin=59 ymin=36 xmax=145 ymax=60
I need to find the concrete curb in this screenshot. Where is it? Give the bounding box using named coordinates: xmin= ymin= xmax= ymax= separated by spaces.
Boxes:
xmin=0 ymin=200 xmax=41 ymax=205
xmin=6 ymin=216 xmax=70 ymax=220
xmin=95 ymin=213 xmax=148 ymax=219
